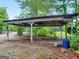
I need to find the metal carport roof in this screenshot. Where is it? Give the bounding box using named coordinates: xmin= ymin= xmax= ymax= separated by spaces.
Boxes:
xmin=4 ymin=13 xmax=78 ymax=26
xmin=3 ymin=13 xmax=79 ymax=43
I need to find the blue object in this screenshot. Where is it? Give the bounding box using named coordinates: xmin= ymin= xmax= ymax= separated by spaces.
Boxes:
xmin=62 ymin=38 xmax=70 ymax=48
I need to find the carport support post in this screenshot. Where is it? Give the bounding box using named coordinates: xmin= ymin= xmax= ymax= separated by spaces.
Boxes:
xmin=65 ymin=23 xmax=67 ymax=39
xmin=30 ymin=23 xmax=34 ymax=43
xmin=6 ymin=24 xmax=9 ymax=40
xmin=71 ymin=19 xmax=73 ymax=34
xmin=60 ymin=26 xmax=62 ymax=39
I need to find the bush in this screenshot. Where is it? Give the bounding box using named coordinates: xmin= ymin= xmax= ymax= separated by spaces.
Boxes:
xmin=33 ymin=27 xmax=49 ymax=37
xmin=70 ymin=32 xmax=79 ymax=51
xmin=17 ymin=26 xmax=24 ymax=36
xmin=33 ymin=27 xmax=55 ymax=37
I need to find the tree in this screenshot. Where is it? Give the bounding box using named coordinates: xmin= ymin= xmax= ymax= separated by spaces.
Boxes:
xmin=16 ymin=0 xmax=79 ymax=37
xmin=16 ymin=0 xmax=56 ymax=37
xmin=0 ymin=7 xmax=8 ymax=33
xmin=16 ymin=0 xmax=56 ymax=17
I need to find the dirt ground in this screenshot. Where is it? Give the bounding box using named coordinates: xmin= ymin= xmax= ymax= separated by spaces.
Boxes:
xmin=0 ymin=39 xmax=76 ymax=59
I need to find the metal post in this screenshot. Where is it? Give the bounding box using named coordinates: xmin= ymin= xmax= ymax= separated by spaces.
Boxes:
xmin=74 ymin=16 xmax=78 ymax=39
xmin=69 ymin=19 xmax=73 ymax=40
xmin=6 ymin=24 xmax=9 ymax=40
xmin=60 ymin=26 xmax=63 ymax=45
xmin=65 ymin=24 xmax=67 ymax=39
xmin=54 ymin=27 xmax=56 ymax=36
xmin=25 ymin=27 xmax=27 ymax=37
xmin=60 ymin=26 xmax=62 ymax=39
xmin=30 ymin=23 xmax=34 ymax=43
xmin=75 ymin=0 xmax=78 ymax=39
xmin=71 ymin=20 xmax=73 ymax=35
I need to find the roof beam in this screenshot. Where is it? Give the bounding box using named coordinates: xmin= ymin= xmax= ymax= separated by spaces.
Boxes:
xmin=7 ymin=17 xmax=64 ymax=23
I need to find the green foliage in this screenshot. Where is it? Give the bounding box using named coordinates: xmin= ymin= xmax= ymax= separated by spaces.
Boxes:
xmin=35 ymin=27 xmax=50 ymax=36
xmin=17 ymin=26 xmax=24 ymax=36
xmin=0 ymin=7 xmax=8 ymax=33
xmin=9 ymin=25 xmax=17 ymax=31
xmin=69 ymin=32 xmax=79 ymax=51
xmin=16 ymin=0 xmax=55 ymax=17
xmin=33 ymin=27 xmax=55 ymax=37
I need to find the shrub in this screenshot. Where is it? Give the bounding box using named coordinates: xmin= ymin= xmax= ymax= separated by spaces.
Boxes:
xmin=70 ymin=32 xmax=79 ymax=51
xmin=17 ymin=26 xmax=24 ymax=36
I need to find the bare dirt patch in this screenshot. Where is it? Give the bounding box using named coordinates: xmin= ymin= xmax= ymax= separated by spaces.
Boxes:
xmin=0 ymin=39 xmax=76 ymax=59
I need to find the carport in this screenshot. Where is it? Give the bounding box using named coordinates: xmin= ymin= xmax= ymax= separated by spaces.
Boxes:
xmin=4 ymin=13 xmax=78 ymax=43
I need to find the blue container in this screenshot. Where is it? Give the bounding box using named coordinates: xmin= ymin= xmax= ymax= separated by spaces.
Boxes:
xmin=61 ymin=38 xmax=70 ymax=48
